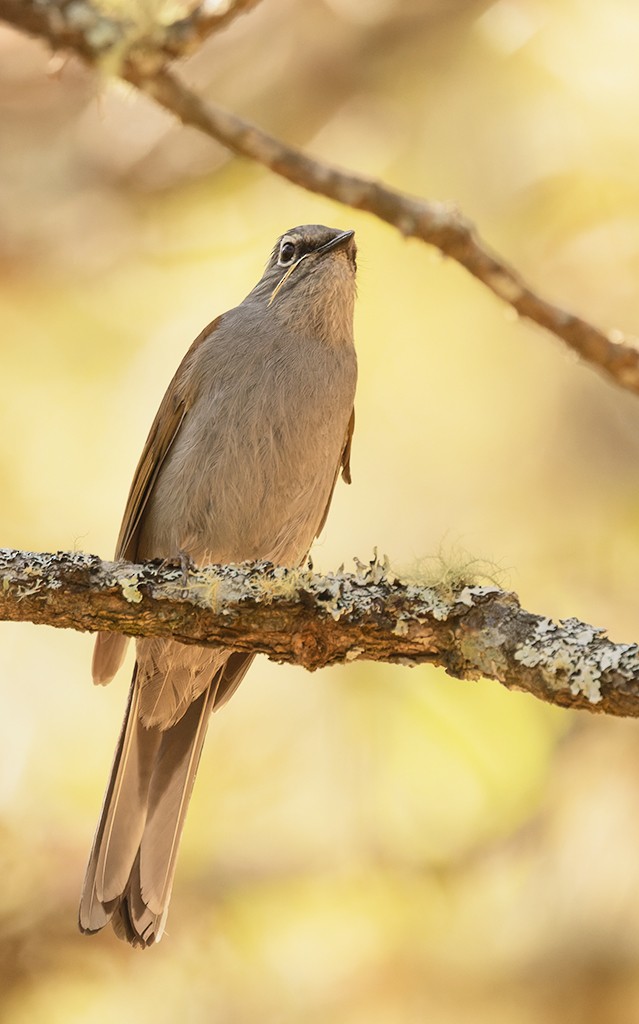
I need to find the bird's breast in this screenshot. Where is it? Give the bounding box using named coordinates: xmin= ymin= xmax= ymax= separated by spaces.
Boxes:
xmin=139 ymin=327 xmax=356 ymax=566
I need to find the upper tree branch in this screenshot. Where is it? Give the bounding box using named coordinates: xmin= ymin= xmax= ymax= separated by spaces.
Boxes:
xmin=0 ymin=0 xmax=263 ymax=69
xmin=2 ymin=0 xmax=639 ymax=395
xmin=142 ymin=70 xmax=639 ymax=394
xmin=2 ymin=548 xmax=639 ymax=718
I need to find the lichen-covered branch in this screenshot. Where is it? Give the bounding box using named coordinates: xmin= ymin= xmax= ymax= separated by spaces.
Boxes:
xmin=2 ymin=1 xmax=639 ymax=396
xmin=2 ymin=548 xmax=639 ymax=718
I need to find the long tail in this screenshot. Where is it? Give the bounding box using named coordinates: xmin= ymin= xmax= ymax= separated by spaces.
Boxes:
xmin=79 ymin=653 xmax=252 ymax=948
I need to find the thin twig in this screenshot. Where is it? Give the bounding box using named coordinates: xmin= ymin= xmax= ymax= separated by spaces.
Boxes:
xmin=0 ymin=0 xmax=263 ymax=69
xmin=139 ymin=69 xmax=639 ymax=395
xmin=1 ymin=0 xmax=638 ymax=395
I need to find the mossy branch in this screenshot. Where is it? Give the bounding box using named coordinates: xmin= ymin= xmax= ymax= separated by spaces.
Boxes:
xmin=2 ymin=548 xmax=639 ymax=718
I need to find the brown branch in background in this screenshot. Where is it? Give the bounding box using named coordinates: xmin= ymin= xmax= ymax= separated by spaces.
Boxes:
xmin=0 ymin=0 xmax=263 ymax=70
xmin=141 ymin=70 xmax=639 ymax=395
xmin=168 ymin=0 xmax=265 ymax=55
xmin=2 ymin=0 xmax=639 ymax=396
xmin=2 ymin=549 xmax=639 ymax=718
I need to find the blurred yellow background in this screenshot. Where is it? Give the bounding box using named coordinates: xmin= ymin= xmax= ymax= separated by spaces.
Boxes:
xmin=3 ymin=0 xmax=639 ymax=1020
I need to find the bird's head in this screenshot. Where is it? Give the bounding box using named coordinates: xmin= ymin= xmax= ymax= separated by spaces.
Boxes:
xmin=250 ymin=224 xmax=357 ymax=343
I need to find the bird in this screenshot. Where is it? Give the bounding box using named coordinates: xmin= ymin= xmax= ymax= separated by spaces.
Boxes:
xmin=78 ymin=224 xmax=358 ymax=948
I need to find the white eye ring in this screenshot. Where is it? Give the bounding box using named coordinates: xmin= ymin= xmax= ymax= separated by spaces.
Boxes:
xmin=278 ymin=240 xmax=297 ymax=266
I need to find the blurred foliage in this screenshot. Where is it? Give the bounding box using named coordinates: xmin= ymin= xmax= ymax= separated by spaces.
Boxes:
xmin=3 ymin=0 xmax=639 ymax=1020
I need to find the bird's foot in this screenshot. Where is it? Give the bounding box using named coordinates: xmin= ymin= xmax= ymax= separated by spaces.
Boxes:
xmin=177 ymin=548 xmax=196 ymax=587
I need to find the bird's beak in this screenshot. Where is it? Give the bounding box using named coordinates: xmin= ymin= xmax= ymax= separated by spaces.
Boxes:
xmin=316 ymin=230 xmax=355 ymax=255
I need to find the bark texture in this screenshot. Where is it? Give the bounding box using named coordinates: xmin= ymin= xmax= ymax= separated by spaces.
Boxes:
xmin=2 ymin=548 xmax=639 ymax=717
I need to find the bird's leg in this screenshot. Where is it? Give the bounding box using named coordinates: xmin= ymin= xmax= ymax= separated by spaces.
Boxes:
xmin=157 ymin=549 xmax=196 ymax=589
xmin=177 ymin=548 xmax=196 ymax=588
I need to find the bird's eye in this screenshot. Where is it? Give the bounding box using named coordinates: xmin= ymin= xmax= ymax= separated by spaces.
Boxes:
xmin=279 ymin=240 xmax=296 ymax=265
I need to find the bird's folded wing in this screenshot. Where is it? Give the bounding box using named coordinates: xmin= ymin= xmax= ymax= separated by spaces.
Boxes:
xmin=115 ymin=316 xmax=223 ymax=562
xmin=315 ymin=406 xmax=355 ymax=539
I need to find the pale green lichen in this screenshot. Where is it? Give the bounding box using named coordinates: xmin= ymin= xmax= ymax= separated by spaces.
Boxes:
xmin=456 ymin=584 xmax=502 ymax=608
xmin=398 ymin=584 xmax=448 ymax=622
xmin=572 ymin=625 xmax=597 ymax=646
xmin=570 ymin=664 xmax=602 ymax=704
xmin=16 ymin=582 xmax=44 ymax=599
xmin=345 ymin=647 xmax=364 ymax=662
xmin=514 ymin=619 xmax=557 ymax=667
xmin=599 ymin=646 xmax=625 ymax=672
xmin=119 ymin=573 xmax=143 ymax=604
xmin=352 ymin=549 xmax=393 ymax=586
xmin=393 ymin=619 xmax=409 ymax=637
xmin=514 ymin=617 xmax=609 ymax=704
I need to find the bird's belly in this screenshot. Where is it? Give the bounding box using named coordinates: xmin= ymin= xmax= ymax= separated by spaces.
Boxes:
xmin=138 ymin=399 xmax=349 ymax=568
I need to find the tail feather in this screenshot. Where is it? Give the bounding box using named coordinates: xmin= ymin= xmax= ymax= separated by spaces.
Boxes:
xmin=94 ymin=673 xmax=161 ymax=904
xmin=111 ymin=852 xmax=165 ymax=948
xmin=92 ymin=631 xmax=129 ymax=686
xmin=79 ymin=674 xmax=148 ymax=935
xmin=138 ymin=679 xmax=215 ymax=921
xmin=79 ymin=652 xmax=254 ymax=947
